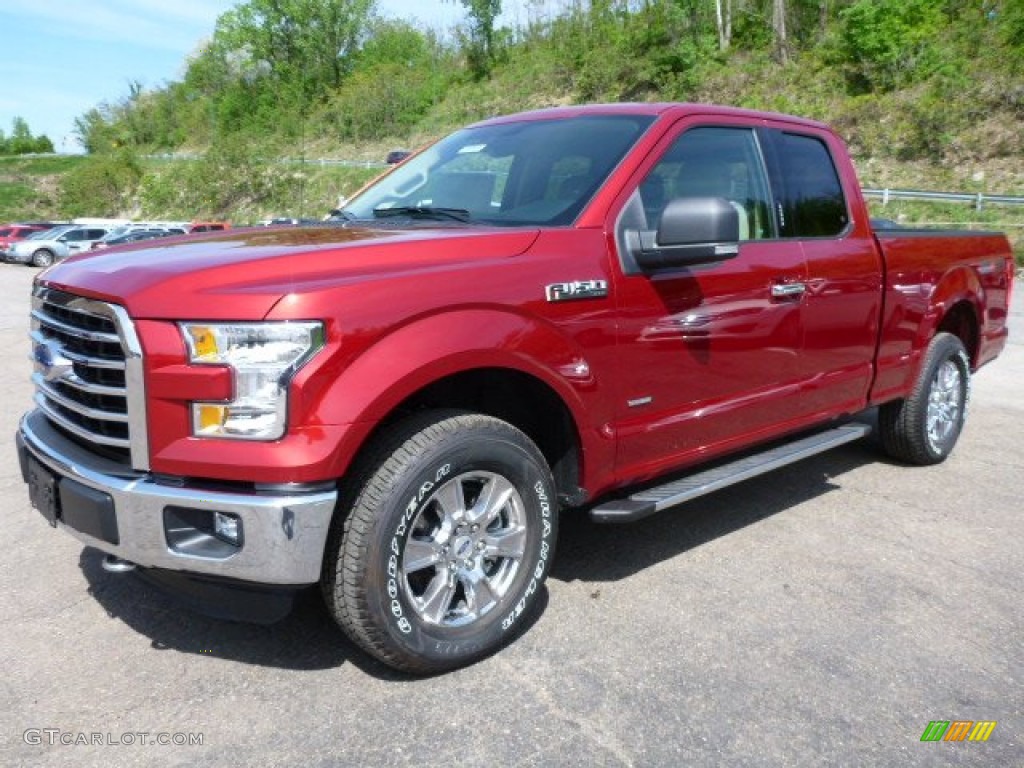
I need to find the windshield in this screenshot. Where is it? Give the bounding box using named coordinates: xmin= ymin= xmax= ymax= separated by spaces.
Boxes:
xmin=29 ymin=226 xmax=70 ymax=240
xmin=342 ymin=114 xmax=655 ymax=226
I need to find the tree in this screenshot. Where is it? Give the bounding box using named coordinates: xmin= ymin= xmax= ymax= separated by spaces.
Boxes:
xmin=1 ymin=117 xmax=55 ymax=155
xmin=59 ymin=151 xmax=143 ymax=216
xmin=716 ymin=0 xmax=733 ymax=50
xmin=213 ymin=0 xmax=376 ymax=99
xmin=452 ymin=0 xmax=502 ymax=76
xmin=837 ymin=0 xmax=946 ymax=90
xmin=772 ymin=0 xmax=789 ymax=62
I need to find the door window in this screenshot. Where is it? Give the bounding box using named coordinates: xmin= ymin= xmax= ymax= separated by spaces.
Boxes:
xmin=638 ymin=127 xmax=773 ymax=241
xmin=774 ymin=133 xmax=848 ymax=238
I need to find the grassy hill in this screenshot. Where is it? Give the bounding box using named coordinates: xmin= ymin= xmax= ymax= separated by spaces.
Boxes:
xmin=3 ymin=1 xmax=1022 ymax=257
xmin=0 ymin=155 xmax=83 ymax=222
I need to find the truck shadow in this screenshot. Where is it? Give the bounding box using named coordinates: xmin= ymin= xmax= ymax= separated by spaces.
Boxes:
xmin=77 ymin=547 xmax=548 ymax=679
xmin=77 ymin=548 xmax=376 ymax=673
xmin=551 ymin=435 xmax=880 ymax=584
xmin=76 ymin=424 xmax=880 ymax=676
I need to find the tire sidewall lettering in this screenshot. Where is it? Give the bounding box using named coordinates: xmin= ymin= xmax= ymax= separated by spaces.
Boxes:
xmin=385 ymin=462 xmax=453 ymax=636
xmin=956 ymin=348 xmax=971 ymax=416
xmin=378 ymin=441 xmax=555 ymax=660
xmin=501 ymin=479 xmax=553 ymax=633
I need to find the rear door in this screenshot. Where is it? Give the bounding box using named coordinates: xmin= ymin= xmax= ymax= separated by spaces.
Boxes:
xmin=762 ymin=129 xmax=883 ymax=418
xmin=609 ymin=119 xmax=810 ymax=481
xmin=60 ymin=228 xmax=91 ymax=254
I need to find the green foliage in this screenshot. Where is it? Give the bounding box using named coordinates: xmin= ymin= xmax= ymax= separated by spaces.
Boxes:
xmin=141 ymin=140 xmax=294 ymax=218
xmin=212 ymin=0 xmax=374 ymax=99
xmin=58 ymin=151 xmax=143 ymax=217
xmin=519 ymin=0 xmax=720 ymax=102
xmin=21 ymin=0 xmax=1020 ymax=228
xmin=996 ymin=0 xmax=1024 ymax=70
xmin=455 ymin=0 xmax=502 ymax=77
xmin=0 ymin=155 xmax=79 ymax=220
xmin=0 ymin=117 xmax=54 ymax=155
xmin=138 ymin=151 xmax=379 ymax=221
xmin=317 ymin=21 xmax=453 ymax=142
xmin=836 ymin=0 xmax=947 ymax=91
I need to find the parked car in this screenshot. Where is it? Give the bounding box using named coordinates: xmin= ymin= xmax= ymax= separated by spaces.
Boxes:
xmin=0 ymin=224 xmax=50 ymax=252
xmin=187 ymin=221 xmax=230 ymax=233
xmin=4 ymin=225 xmax=111 ymax=266
xmin=92 ymin=228 xmax=185 ymax=250
xmin=258 ymin=218 xmax=320 ymax=226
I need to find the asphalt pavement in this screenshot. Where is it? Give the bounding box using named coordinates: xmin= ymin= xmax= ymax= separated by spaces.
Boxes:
xmin=1 ymin=264 xmax=1020 ymax=767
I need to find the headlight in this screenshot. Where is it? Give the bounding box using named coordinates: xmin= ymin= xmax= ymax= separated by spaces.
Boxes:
xmin=180 ymin=321 xmax=325 ymax=440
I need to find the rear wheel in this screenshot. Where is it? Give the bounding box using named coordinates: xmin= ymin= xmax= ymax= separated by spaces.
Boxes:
xmin=879 ymin=332 xmax=970 ymax=465
xmin=322 ymin=410 xmax=558 ymax=674
xmin=31 ymin=249 xmax=54 ymax=268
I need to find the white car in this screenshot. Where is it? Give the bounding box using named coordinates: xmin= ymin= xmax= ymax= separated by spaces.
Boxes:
xmin=5 ymin=225 xmax=112 ymax=267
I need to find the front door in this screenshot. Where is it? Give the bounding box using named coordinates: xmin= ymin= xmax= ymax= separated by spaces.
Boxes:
xmin=610 ymin=121 xmax=809 ymax=483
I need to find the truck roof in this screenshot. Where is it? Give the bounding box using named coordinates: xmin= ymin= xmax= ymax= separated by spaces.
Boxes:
xmin=473 ymin=102 xmax=833 ymax=133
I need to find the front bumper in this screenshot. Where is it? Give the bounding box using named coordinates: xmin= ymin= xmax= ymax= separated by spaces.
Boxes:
xmin=17 ymin=409 xmax=338 ymax=585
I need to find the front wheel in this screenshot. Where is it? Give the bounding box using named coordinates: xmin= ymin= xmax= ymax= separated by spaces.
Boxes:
xmin=322 ymin=410 xmax=558 ymax=674
xmin=31 ymin=249 xmax=54 ymax=268
xmin=879 ymin=332 xmax=970 ymax=465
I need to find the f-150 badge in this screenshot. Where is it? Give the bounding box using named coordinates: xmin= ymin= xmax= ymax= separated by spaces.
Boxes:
xmin=545 ymin=280 xmax=609 ymax=303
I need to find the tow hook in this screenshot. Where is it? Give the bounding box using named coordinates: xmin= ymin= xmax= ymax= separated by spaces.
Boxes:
xmin=101 ymin=555 xmax=137 ymax=574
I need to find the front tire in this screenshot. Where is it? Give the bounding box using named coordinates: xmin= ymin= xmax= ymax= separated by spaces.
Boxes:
xmin=31 ymin=249 xmax=54 ymax=268
xmin=879 ymin=332 xmax=970 ymax=465
xmin=322 ymin=410 xmax=558 ymax=674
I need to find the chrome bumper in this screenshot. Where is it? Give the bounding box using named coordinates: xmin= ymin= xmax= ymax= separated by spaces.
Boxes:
xmin=18 ymin=410 xmax=338 ymax=585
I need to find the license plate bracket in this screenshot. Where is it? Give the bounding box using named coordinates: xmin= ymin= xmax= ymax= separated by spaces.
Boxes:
xmin=27 ymin=457 xmax=60 ymax=526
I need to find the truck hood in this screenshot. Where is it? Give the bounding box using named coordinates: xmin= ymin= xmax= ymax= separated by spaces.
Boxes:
xmin=39 ymin=225 xmax=540 ymax=320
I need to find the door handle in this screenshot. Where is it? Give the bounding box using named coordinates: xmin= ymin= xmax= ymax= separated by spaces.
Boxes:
xmin=771 ymin=282 xmax=806 ymax=298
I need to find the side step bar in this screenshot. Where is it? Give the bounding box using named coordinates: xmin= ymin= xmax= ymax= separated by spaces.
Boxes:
xmin=590 ymin=423 xmax=871 ymax=524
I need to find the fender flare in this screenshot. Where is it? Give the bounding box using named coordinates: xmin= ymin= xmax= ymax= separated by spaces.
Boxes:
xmin=916 ymin=265 xmax=983 ymax=366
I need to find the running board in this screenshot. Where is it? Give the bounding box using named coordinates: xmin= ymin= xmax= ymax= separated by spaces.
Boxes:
xmin=590 ymin=423 xmax=871 ymax=524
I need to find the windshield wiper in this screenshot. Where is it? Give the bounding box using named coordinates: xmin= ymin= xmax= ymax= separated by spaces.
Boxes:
xmin=372 ymin=206 xmax=471 ymax=223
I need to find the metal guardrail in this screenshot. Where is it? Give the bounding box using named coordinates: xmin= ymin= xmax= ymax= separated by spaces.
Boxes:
xmin=863 ymin=187 xmax=1024 ymax=210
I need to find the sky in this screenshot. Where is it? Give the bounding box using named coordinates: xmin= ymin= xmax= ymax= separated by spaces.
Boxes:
xmin=0 ymin=0 xmax=518 ymax=154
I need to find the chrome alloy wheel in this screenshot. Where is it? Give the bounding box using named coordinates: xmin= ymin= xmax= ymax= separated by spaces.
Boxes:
xmin=401 ymin=471 xmax=527 ymax=627
xmin=926 ymin=359 xmax=963 ymax=452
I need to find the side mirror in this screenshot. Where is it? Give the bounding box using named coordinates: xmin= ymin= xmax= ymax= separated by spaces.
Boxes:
xmin=627 ymin=197 xmax=741 ymax=271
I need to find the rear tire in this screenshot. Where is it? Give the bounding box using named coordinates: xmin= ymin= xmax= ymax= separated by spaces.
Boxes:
xmin=322 ymin=410 xmax=558 ymax=674
xmin=879 ymin=332 xmax=970 ymax=465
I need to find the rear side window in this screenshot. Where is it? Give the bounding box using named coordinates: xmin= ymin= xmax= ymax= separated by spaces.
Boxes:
xmin=776 ymin=133 xmax=848 ymax=238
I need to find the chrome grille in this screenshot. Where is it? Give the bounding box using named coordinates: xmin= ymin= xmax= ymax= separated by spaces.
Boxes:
xmin=30 ymin=285 xmax=150 ymax=469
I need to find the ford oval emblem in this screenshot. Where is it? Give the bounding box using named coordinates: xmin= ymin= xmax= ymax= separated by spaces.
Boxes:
xmin=33 ymin=339 xmax=74 ymax=382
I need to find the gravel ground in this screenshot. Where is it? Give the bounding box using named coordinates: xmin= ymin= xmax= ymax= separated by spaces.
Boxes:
xmin=1 ymin=263 xmax=1020 ymax=767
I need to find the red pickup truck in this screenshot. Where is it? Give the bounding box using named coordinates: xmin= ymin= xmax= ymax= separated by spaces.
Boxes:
xmin=18 ymin=104 xmax=1014 ymax=673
